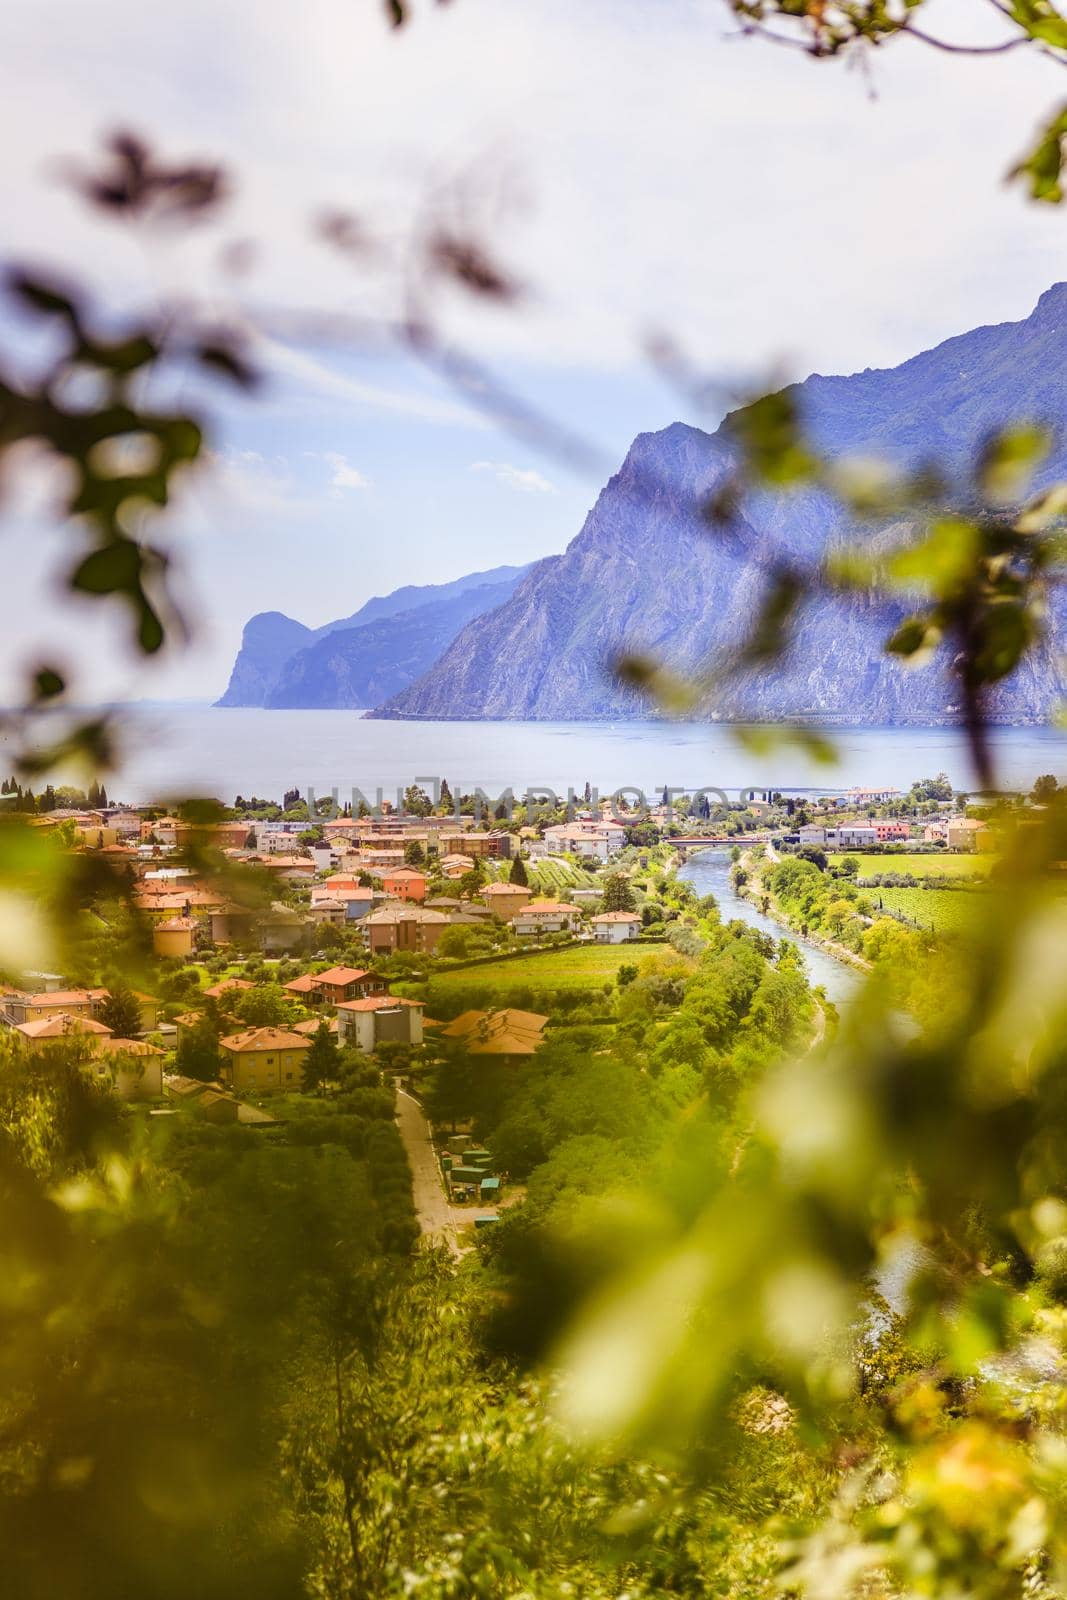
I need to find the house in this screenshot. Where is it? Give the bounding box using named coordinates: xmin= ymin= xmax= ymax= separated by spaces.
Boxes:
xmin=14 ymin=1014 xmax=113 ymax=1046
xmin=336 ymin=995 xmax=424 ymax=1053
xmin=313 ymin=879 xmax=374 ymax=920
xmin=543 ymin=821 xmax=626 ymax=861
xmin=824 ymin=827 xmax=879 ymax=850
xmin=256 ymin=904 xmax=311 ymax=954
xmin=96 ymin=1037 xmax=165 ymax=1100
xmin=218 ymin=1026 xmax=311 ymax=1095
xmin=202 ymin=977 xmax=254 ymax=1002
xmin=873 ymin=821 xmax=911 ymax=842
xmin=1 ymin=988 xmax=99 ymax=1026
xmin=479 ymin=882 xmax=533 ymax=922
xmin=292 ymin=1014 xmax=339 ymax=1038
xmin=305 ymin=966 xmax=390 ymax=1005
xmin=153 ymin=915 xmax=198 ymax=958
xmin=590 ymin=910 xmax=641 ymax=943
xmin=797 ymin=825 xmax=827 ymax=846
xmin=164 ymin=1073 xmax=221 ymax=1103
xmin=439 ymin=832 xmax=494 ymax=858
xmin=440 ymin=1008 xmax=548 ymax=1062
xmin=510 ymin=900 xmax=582 ymax=937
xmin=947 ymin=817 xmax=995 ymax=852
xmin=358 ymin=846 xmax=406 ymax=869
xmin=843 ymin=786 xmax=904 ymax=806
xmin=309 ymin=897 xmax=346 ymax=928
xmin=380 ymin=866 xmax=428 ymax=903
xmin=439 ymin=853 xmax=476 ymax=880
xmin=209 ymin=904 xmax=257 ymax=945
xmin=365 ymin=905 xmax=448 ymax=955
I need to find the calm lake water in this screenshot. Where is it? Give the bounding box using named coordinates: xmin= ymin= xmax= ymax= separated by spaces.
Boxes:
xmin=21 ymin=705 xmax=1067 ymax=806
xmin=678 ymin=847 xmax=862 ymax=1007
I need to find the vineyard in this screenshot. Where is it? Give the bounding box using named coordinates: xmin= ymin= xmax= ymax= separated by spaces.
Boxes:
xmin=527 ymin=858 xmax=604 ymax=895
xmin=829 ymin=852 xmax=997 ymax=879
xmin=868 ymin=885 xmax=989 ymax=936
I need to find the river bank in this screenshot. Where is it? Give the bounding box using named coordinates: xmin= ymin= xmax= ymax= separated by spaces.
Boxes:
xmin=678 ymin=846 xmax=864 ymax=1007
xmin=734 ymin=847 xmax=873 ymax=977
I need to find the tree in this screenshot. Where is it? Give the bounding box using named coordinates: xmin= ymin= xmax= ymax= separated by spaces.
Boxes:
xmin=457 ymin=866 xmax=485 ymax=899
xmin=838 ymin=855 xmax=860 ymax=878
xmin=509 ymin=854 xmax=529 ymax=887
xmin=404 ymin=840 xmax=425 ymax=865
xmin=403 ymin=784 xmax=432 ymax=817
xmin=175 ymin=1015 xmax=222 ymax=1082
xmin=303 ymin=1021 xmax=340 ymax=1093
xmin=1032 ymin=773 xmax=1059 ymax=803
xmin=796 ymin=846 xmax=827 ymax=871
xmin=233 ymin=984 xmax=296 ymax=1028
xmin=99 ymin=984 xmax=142 ymax=1039
xmin=600 ymin=872 xmax=635 ymax=912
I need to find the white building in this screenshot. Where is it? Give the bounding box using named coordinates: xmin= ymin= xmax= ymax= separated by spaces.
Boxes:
xmin=590 ymin=911 xmax=641 ymax=944
xmin=511 ymin=900 xmax=583 ymax=936
xmin=335 ymin=996 xmax=424 ymax=1053
xmin=543 ymin=821 xmax=626 ymax=861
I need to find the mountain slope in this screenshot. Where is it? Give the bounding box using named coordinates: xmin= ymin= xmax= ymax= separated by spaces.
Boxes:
xmin=215 ymin=564 xmax=530 ymax=708
xmin=263 ymin=577 xmax=527 ymax=709
xmin=373 ymin=286 xmax=1067 ymax=725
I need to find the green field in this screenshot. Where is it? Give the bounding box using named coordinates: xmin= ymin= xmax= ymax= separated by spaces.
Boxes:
xmin=433 ymin=944 xmax=656 ymax=992
xmin=830 ymin=852 xmax=997 ymax=878
xmin=868 ymin=885 xmax=989 ymax=935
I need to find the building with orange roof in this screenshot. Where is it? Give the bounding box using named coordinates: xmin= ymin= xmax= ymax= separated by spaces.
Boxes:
xmin=510 ymin=900 xmax=583 ymax=937
xmin=14 ymin=1013 xmax=113 ymax=1044
xmin=153 ymin=916 xmax=198 ymax=958
xmin=380 ymin=866 xmax=428 ymax=903
xmin=1 ymin=988 xmax=99 ymax=1026
xmin=202 ymin=977 xmax=255 ymax=1000
xmin=479 ymin=882 xmax=533 ymax=921
xmin=292 ymin=1015 xmax=339 ymax=1038
xmin=218 ymin=1025 xmax=311 ymax=1095
xmin=365 ymin=904 xmax=448 ymax=955
xmin=440 ymin=1008 xmax=548 ymax=1061
xmin=306 ymin=966 xmax=390 ymax=1005
xmin=590 ymin=910 xmax=641 ymax=944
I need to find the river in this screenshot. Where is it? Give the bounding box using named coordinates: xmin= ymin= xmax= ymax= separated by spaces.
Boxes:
xmin=678 ymin=846 xmax=862 ymax=1007
xmin=11 ymin=705 xmax=1067 ymax=805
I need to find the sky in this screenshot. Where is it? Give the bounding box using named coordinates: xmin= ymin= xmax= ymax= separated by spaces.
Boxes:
xmin=1 ymin=0 xmax=1067 ymax=703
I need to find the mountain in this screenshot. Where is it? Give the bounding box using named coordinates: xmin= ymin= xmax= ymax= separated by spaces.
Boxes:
xmin=262 ymin=577 xmax=526 ymax=708
xmin=373 ymin=285 xmax=1067 ymax=725
xmin=215 ymin=565 xmax=530 ymax=708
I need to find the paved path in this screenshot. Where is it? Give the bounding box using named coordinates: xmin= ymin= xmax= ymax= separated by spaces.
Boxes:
xmin=394 ymin=1085 xmax=467 ymax=1258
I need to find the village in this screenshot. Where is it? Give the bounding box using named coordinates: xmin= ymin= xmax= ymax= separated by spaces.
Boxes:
xmin=0 ymin=770 xmax=1016 ymax=1241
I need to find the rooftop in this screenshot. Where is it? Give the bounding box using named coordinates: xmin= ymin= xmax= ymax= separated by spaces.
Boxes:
xmin=219 ymin=1026 xmax=311 ymax=1052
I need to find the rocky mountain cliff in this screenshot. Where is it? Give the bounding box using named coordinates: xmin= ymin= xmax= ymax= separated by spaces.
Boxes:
xmin=216 ymin=564 xmax=530 ymax=708
xmin=373 ymin=285 xmax=1067 ymax=724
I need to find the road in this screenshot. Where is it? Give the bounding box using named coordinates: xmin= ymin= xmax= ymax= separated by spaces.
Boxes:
xmin=394 ymin=1084 xmax=468 ymax=1259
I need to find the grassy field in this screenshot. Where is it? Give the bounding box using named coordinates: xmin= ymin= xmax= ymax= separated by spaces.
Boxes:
xmin=868 ymin=885 xmax=989 ymax=935
xmin=830 ymin=853 xmax=997 ymax=878
xmin=432 ymin=944 xmax=653 ymax=992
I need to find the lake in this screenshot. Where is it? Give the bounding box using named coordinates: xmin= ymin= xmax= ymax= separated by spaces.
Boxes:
xmin=15 ymin=705 xmax=1067 ymax=806
xmin=678 ymin=846 xmax=862 ymax=1007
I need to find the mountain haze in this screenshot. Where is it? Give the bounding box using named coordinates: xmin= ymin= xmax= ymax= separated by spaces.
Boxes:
xmin=373 ymin=286 xmax=1067 ymax=725
xmin=216 ymin=564 xmax=530 ymax=708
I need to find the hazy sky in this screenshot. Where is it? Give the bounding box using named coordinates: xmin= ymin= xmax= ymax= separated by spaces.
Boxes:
xmin=1 ymin=0 xmax=1066 ymax=702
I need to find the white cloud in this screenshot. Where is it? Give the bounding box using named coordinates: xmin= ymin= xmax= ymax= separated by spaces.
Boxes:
xmin=471 ymin=460 xmax=557 ymax=494
xmin=323 ymin=451 xmax=370 ymax=492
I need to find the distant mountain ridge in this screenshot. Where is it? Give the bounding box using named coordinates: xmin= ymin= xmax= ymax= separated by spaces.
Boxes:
xmin=372 ymin=285 xmax=1067 ymax=725
xmin=216 ymin=564 xmax=531 ymax=709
